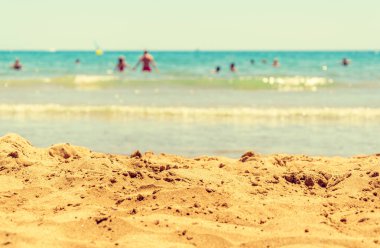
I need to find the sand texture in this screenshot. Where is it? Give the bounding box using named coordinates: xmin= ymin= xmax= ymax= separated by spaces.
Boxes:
xmin=0 ymin=134 xmax=379 ymax=247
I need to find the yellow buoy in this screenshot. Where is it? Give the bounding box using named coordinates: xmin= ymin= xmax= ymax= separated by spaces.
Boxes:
xmin=95 ymin=49 xmax=103 ymax=56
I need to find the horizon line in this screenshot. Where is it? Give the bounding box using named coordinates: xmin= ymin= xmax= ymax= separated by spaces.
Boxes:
xmin=0 ymin=49 xmax=379 ymax=52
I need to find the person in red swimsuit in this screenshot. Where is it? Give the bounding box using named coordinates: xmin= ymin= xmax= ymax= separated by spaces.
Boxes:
xmin=133 ymin=50 xmax=158 ymax=72
xmin=115 ymin=56 xmax=128 ymax=72
xmin=12 ymin=59 xmax=22 ymax=70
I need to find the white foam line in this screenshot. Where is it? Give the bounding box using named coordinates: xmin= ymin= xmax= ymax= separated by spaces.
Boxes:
xmin=0 ymin=104 xmax=380 ymax=120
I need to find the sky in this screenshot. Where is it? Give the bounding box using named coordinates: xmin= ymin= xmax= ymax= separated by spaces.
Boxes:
xmin=1 ymin=0 xmax=380 ymax=50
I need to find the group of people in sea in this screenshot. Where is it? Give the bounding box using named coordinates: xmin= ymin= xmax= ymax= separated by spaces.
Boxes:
xmin=212 ymin=58 xmax=281 ymax=74
xmin=10 ymin=50 xmax=158 ymax=73
xmin=114 ymin=50 xmax=158 ymax=72
xmin=212 ymin=57 xmax=350 ymax=74
xmin=9 ymin=50 xmax=352 ymax=73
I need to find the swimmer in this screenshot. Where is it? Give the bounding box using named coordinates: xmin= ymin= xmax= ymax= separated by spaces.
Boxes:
xmin=133 ymin=50 xmax=158 ymax=72
xmin=75 ymin=59 xmax=80 ymax=64
xmin=116 ymin=56 xmax=128 ymax=72
xmin=342 ymin=58 xmax=350 ymax=66
xmin=261 ymin=59 xmax=267 ymax=64
xmin=230 ymin=63 xmax=237 ymax=72
xmin=272 ymin=58 xmax=280 ymax=67
xmin=11 ymin=59 xmax=22 ymax=70
xmin=212 ymin=66 xmax=221 ymax=74
xmin=250 ymin=59 xmax=255 ymax=65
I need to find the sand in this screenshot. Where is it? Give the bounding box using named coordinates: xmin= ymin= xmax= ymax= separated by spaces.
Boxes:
xmin=0 ymin=133 xmax=379 ymax=248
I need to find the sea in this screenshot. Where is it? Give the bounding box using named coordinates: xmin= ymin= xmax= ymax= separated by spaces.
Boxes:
xmin=0 ymin=50 xmax=379 ymax=157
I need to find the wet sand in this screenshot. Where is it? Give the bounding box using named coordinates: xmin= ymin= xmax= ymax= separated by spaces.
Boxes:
xmin=0 ymin=134 xmax=379 ymax=247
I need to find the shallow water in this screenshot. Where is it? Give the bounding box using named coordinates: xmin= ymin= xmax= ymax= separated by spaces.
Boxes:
xmin=0 ymin=51 xmax=379 ymax=157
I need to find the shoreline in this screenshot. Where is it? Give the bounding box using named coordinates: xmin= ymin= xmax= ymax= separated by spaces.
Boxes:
xmin=0 ymin=133 xmax=379 ymax=247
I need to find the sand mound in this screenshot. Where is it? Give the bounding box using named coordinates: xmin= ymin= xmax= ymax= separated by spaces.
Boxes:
xmin=0 ymin=133 xmax=34 ymax=158
xmin=48 ymin=143 xmax=90 ymax=161
xmin=0 ymin=134 xmax=379 ymax=247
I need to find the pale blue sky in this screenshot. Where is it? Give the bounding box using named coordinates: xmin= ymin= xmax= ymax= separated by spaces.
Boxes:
xmin=1 ymin=0 xmax=379 ymax=50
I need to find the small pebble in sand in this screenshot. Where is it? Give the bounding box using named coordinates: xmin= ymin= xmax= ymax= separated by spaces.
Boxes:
xmin=136 ymin=194 xmax=144 ymax=201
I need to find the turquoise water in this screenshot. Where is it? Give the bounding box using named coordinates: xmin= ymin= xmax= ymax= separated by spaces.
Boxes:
xmin=0 ymin=51 xmax=379 ymax=157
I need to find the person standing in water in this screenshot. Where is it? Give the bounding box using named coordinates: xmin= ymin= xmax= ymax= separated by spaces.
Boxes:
xmin=12 ymin=59 xmax=22 ymax=70
xmin=116 ymin=56 xmax=128 ymax=72
xmin=212 ymin=66 xmax=221 ymax=74
xmin=342 ymin=58 xmax=350 ymax=66
xmin=272 ymin=58 xmax=280 ymax=67
xmin=133 ymin=50 xmax=158 ymax=72
xmin=230 ymin=63 xmax=237 ymax=72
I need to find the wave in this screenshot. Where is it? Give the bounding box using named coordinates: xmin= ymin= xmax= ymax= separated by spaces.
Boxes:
xmin=73 ymin=75 xmax=117 ymax=83
xmin=0 ymin=74 xmax=334 ymax=91
xmin=1 ymin=104 xmax=380 ymax=121
xmin=261 ymin=76 xmax=333 ymax=91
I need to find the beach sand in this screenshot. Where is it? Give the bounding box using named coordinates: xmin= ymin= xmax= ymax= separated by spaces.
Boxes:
xmin=0 ymin=133 xmax=379 ymax=247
